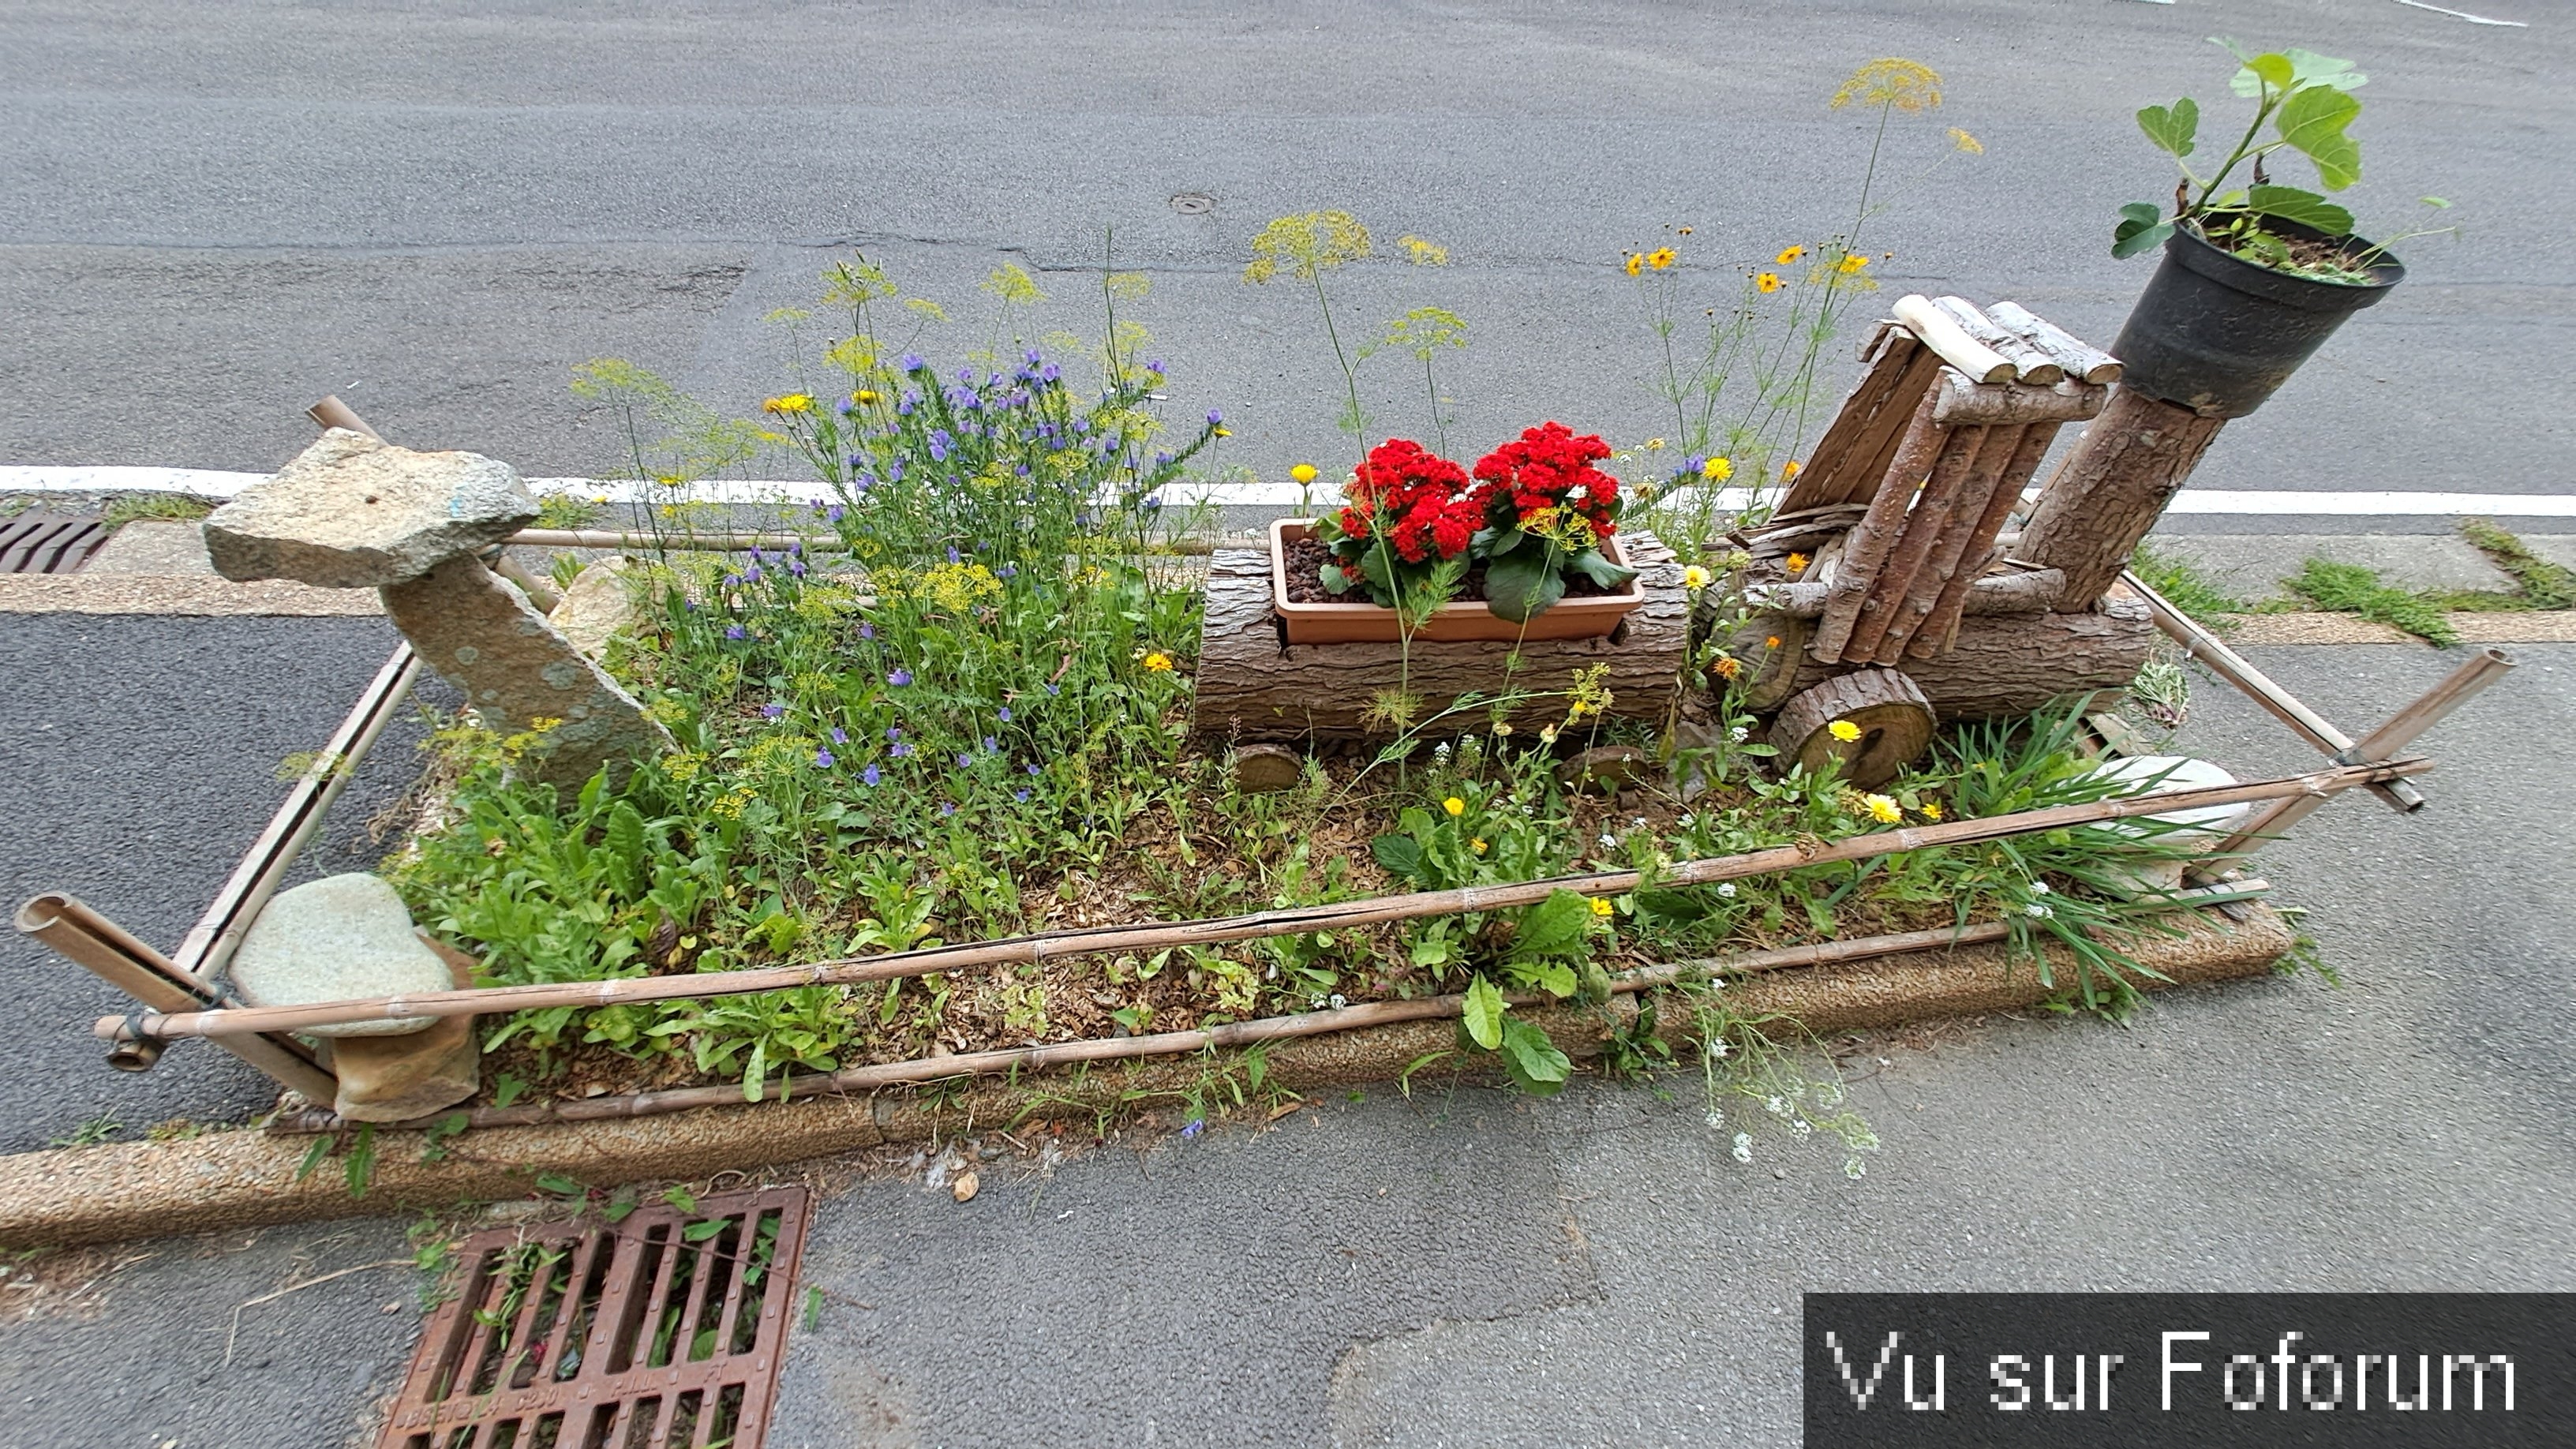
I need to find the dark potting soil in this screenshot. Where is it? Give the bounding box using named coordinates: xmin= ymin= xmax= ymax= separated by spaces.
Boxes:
xmin=1279 ymin=536 xmax=1625 ymax=606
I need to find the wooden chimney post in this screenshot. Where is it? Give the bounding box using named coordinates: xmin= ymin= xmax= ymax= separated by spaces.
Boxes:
xmin=2014 ymin=385 xmax=2226 ymax=612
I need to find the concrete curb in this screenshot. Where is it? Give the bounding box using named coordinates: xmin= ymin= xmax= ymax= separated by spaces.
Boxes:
xmin=0 ymin=906 xmax=2292 ymax=1249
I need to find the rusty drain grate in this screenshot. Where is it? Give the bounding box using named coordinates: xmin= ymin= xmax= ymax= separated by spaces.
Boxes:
xmin=382 ymin=1185 xmax=811 ymax=1449
xmin=0 ymin=512 xmax=110 ymax=574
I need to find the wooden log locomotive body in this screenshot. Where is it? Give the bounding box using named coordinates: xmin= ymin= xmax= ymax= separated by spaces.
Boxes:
xmin=1717 ymin=296 xmax=2211 ymax=785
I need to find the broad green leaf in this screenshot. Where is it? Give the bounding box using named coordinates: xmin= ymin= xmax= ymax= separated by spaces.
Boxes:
xmin=2282 ymin=47 xmax=2366 ymax=91
xmin=1483 ymin=548 xmax=1566 ymax=623
xmin=1370 ymin=833 xmax=1425 ymax=882
xmin=1357 ymin=544 xmax=1395 ymax=593
xmin=1507 ymin=958 xmax=1578 ymax=998
xmin=603 ymin=802 xmax=646 ymax=897
xmin=1514 ymin=889 xmax=1595 ymax=959
xmin=2136 ymin=99 xmax=2199 ymax=158
xmin=2245 ymin=185 xmax=2353 ymax=236
xmin=1499 ymin=1018 xmax=1572 ymax=1095
xmin=1567 ymin=547 xmax=1638 ymax=590
xmin=1318 ymin=563 xmax=1351 ymax=594
xmin=2228 ymin=51 xmax=2297 ymax=97
xmin=2276 ymin=85 xmax=2362 ymax=191
xmin=1486 ymin=526 xmax=1527 ymax=558
xmin=2113 ymin=202 xmax=2175 ymax=260
xmin=1462 ymin=974 xmax=1505 ymax=1050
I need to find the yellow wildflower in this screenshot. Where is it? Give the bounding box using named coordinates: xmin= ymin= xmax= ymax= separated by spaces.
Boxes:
xmin=1245 ymin=211 xmax=1371 ymax=284
xmin=1681 ymin=564 xmax=1712 ymax=591
xmin=1785 ymin=552 xmax=1810 ymax=575
xmin=1290 ymin=462 xmax=1319 ymax=485
xmin=1624 ymin=253 xmax=1644 ymax=277
xmin=1590 ymin=897 xmax=1615 ymax=917
xmin=1646 ymin=246 xmax=1676 ymax=271
xmin=1755 ymin=272 xmax=1783 ymax=294
xmin=1830 ymin=58 xmax=1942 ymax=114
xmin=1838 ymin=253 xmax=1870 ymax=275
xmin=1443 ymin=796 xmax=1466 ymax=817
xmin=1143 ymin=651 xmax=1174 ymax=672
xmin=659 ymin=504 xmax=678 ymax=518
xmin=854 ymin=388 xmax=881 ymax=406
xmin=1764 ymin=635 xmax=1783 ymax=650
xmin=1949 ymin=127 xmax=1983 ymax=155
xmin=1213 ymin=425 xmax=1232 ymax=437
xmin=1863 ymin=793 xmax=1904 ymax=824
xmin=1642 ymin=437 xmax=1666 ymax=451
xmin=762 ymin=393 xmax=814 ymax=416
xmin=1922 ymin=801 xmax=1944 ymax=821
xmin=1713 ymin=655 xmax=1742 ymax=680
xmin=1782 ymin=460 xmax=1803 ymax=480
xmin=1775 ymin=245 xmax=1807 ymax=266
xmin=1399 ymin=234 xmax=1450 ymax=266
xmin=1701 ymin=456 xmax=1733 ymax=481
xmin=1471 ymin=838 xmax=1488 ymax=855
xmin=1827 ymin=719 xmax=1862 ymax=743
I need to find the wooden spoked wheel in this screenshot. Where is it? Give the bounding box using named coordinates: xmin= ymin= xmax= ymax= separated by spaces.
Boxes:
xmin=1768 ymin=668 xmax=1936 ymax=789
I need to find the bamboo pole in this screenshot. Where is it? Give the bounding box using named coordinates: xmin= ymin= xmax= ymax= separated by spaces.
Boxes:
xmin=2202 ymin=650 xmax=2510 ymax=867
xmin=2121 ymin=568 xmax=2424 ymax=813
xmin=103 ymin=762 xmax=2422 ymax=1046
xmin=19 ymin=894 xmax=337 ymax=1098
xmin=505 ymin=529 xmax=847 ymax=552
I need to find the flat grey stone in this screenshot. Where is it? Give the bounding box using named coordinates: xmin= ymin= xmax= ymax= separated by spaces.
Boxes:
xmin=2143 ymin=532 xmax=2511 ymax=601
xmin=202 ymin=429 xmax=538 ymax=588
xmin=549 ymin=556 xmax=637 ymax=658
xmin=227 ymin=873 xmax=448 ymax=1037
xmin=2521 ymin=534 xmax=2576 ymax=575
xmin=81 ymin=519 xmax=216 ymax=575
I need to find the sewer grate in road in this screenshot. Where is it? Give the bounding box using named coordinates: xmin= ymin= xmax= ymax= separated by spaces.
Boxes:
xmin=380 ymin=1185 xmax=811 ymax=1449
xmin=0 ymin=512 xmax=110 ymax=573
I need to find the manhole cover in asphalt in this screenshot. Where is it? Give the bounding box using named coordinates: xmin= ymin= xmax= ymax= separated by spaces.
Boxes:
xmin=0 ymin=512 xmax=110 ymax=574
xmin=1169 ymin=191 xmax=1215 ymax=215
xmin=380 ymin=1185 xmax=811 ymax=1449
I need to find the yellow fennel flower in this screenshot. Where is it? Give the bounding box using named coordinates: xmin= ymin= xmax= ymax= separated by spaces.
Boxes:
xmin=1245 ymin=211 xmax=1370 ymax=284
xmin=1289 ymin=462 xmax=1319 ymax=485
xmin=1646 ymin=246 xmax=1676 ymax=270
xmin=1775 ymin=245 xmax=1807 ymax=266
xmin=1863 ymin=793 xmax=1903 ymax=824
xmin=1831 ymin=58 xmax=1942 ymax=113
xmin=1624 ymin=253 xmax=1645 ymax=277
xmin=1702 ymin=455 xmax=1734 ymax=481
xmin=762 ymin=393 xmax=814 ymax=416
xmin=1828 ymin=719 xmax=1862 ymax=743
xmin=1443 ymin=796 xmax=1466 ymax=817
xmin=1143 ymin=651 xmax=1174 ymax=672
xmin=1755 ymin=271 xmax=1783 ymax=294
xmin=1949 ymin=127 xmax=1983 ymax=155
xmin=1785 ymin=552 xmax=1810 ymax=575
xmin=1399 ymin=234 xmax=1451 ymax=266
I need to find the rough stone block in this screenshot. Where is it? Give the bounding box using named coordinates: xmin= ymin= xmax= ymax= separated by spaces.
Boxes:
xmin=549 ymin=556 xmax=638 ymax=658
xmin=204 ymin=428 xmax=538 ymax=588
xmin=381 ymin=555 xmax=670 ymax=789
xmin=228 ymin=874 xmax=448 ymax=1037
xmin=329 ymin=937 xmax=481 ymax=1123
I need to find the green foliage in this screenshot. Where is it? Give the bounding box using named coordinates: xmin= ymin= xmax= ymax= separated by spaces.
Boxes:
xmin=2286 ymin=559 xmax=2460 ymax=646
xmin=2458 ymin=519 xmax=2576 ymax=609
xmin=2129 ymin=542 xmax=2246 ymax=623
xmin=99 ymin=492 xmax=212 ymax=530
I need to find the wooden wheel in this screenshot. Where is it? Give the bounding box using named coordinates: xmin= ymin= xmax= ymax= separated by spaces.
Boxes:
xmin=1768 ymin=668 xmax=1935 ymax=789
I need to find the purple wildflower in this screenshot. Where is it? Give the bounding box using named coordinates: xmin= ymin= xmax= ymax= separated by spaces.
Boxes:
xmin=957 ymin=752 xmax=974 ymax=767
xmin=940 ymin=801 xmax=957 ymax=817
xmin=1179 ymin=1119 xmax=1204 ymax=1139
xmin=829 ymin=727 xmax=848 ymax=745
xmin=901 ymin=352 xmax=927 ymax=372
xmin=1014 ymin=788 xmax=1031 ymax=803
xmin=886 ymin=726 xmax=904 ymax=740
xmin=815 ymin=748 xmax=836 ymax=768
xmin=982 ymin=736 xmax=998 ymax=752
xmin=1026 ymin=762 xmax=1042 ymax=776
xmin=891 ymin=742 xmax=915 ymax=758
xmin=998 ymin=706 xmax=1013 ymax=723
xmin=1205 ymin=409 xmax=1222 ymax=426
xmin=859 ymin=623 xmax=874 ymax=640
xmin=724 ymin=624 xmax=747 ymax=640
xmin=862 ymin=763 xmax=882 ymax=786
xmin=888 ymin=668 xmax=913 ymax=687
xmin=761 ymin=702 xmax=784 ymax=720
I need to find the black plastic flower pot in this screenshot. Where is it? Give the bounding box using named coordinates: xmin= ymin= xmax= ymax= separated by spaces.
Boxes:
xmin=2112 ymin=219 xmax=2403 ymax=417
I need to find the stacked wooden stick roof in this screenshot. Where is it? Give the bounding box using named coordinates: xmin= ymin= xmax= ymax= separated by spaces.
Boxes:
xmin=1753 ymin=296 xmax=2125 ymax=668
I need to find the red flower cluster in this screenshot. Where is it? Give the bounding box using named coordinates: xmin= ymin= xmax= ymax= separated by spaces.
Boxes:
xmin=1339 ymin=437 xmax=1487 ymax=563
xmin=1471 ymin=421 xmax=1620 ymax=537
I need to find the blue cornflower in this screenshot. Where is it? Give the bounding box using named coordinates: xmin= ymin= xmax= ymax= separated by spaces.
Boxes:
xmin=957 ymin=752 xmax=973 ymax=767
xmin=1014 ymin=788 xmax=1031 ymax=803
xmin=862 ymin=763 xmax=882 ymax=786
xmin=829 ymin=727 xmax=848 ymax=745
xmin=998 ymin=706 xmax=1013 ymax=723
xmin=814 ymin=748 xmax=835 ymax=768
xmin=901 ymin=352 xmax=927 ymax=372
xmin=888 ymin=668 xmax=914 ymax=687
xmin=1205 ymin=409 xmax=1222 ymax=426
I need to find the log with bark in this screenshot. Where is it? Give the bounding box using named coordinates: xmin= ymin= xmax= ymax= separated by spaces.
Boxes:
xmin=2016 ymin=385 xmax=2226 ymax=610
xmin=1193 ymin=533 xmax=1688 ymax=742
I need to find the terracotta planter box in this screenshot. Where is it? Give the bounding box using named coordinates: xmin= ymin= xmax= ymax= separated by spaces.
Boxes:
xmin=1268 ymin=519 xmax=1646 ymax=645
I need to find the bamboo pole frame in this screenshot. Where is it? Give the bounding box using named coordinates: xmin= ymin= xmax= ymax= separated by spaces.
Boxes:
xmin=102 ymin=762 xmax=2417 ymax=1047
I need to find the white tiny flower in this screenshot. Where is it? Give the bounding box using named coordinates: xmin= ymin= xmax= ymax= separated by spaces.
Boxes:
xmin=1598 ymin=833 xmax=1619 ymax=851
xmin=1845 ymin=1157 xmax=1868 ymax=1180
xmin=1716 ymin=882 xmax=1737 ymax=897
xmin=1677 ymin=812 xmax=1698 ymax=829
xmin=1766 ymin=1095 xmax=1789 ymax=1117
xmin=1328 ymin=993 xmax=1348 ymax=1009
xmin=1728 ymin=725 xmax=1750 ymax=743
xmin=1704 ymin=1110 xmax=1724 ymax=1129
xmin=1792 ymin=1118 xmax=1814 ymax=1137
xmin=1631 ymin=816 xmax=1649 ymax=831
xmin=2031 ymin=880 xmax=2052 ymax=896
xmin=1731 ymin=1133 xmax=1754 ymax=1164
xmin=1705 ymin=1037 xmax=1732 ymax=1061
xmin=2025 ymin=902 xmax=2054 ymax=919
xmin=1432 ymin=741 xmax=1451 ymax=759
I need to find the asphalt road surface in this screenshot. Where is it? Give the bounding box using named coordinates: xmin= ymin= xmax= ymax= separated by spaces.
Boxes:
xmin=1 ymin=0 xmax=2568 ymax=532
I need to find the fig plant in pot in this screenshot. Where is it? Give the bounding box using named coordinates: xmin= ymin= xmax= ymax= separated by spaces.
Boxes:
xmin=1274 ymin=424 xmax=1645 ymax=645
xmin=2109 ymin=39 xmax=2455 ymax=417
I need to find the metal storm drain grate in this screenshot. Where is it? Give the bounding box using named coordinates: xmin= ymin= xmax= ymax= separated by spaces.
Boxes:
xmin=0 ymin=512 xmax=110 ymax=574
xmin=382 ymin=1185 xmax=811 ymax=1449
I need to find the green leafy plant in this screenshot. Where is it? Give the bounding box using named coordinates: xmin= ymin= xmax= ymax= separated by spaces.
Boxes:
xmin=2458 ymin=519 xmax=2576 ymax=610
xmin=2285 ymin=558 xmax=2459 ymax=645
xmin=2116 ymin=39 xmax=2453 ymax=279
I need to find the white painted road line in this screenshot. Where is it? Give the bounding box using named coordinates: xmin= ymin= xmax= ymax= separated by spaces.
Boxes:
xmin=6 ymin=466 xmax=2575 ymax=519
